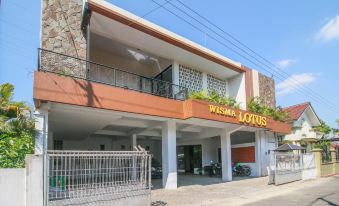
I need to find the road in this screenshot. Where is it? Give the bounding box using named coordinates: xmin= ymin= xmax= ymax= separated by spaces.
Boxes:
xmin=243 ymin=175 xmax=339 ymax=206
xmin=152 ymin=175 xmax=339 ymax=206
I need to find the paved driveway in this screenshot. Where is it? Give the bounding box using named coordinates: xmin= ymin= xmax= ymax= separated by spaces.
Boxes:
xmin=151 ymin=175 xmax=339 ymax=206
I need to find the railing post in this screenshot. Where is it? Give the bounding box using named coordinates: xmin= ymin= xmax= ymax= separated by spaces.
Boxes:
xmin=312 ymin=148 xmax=322 ymax=177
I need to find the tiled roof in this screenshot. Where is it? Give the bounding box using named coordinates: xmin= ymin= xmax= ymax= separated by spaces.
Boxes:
xmin=283 ymin=102 xmax=310 ymax=121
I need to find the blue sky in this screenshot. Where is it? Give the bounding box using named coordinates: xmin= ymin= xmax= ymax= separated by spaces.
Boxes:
xmin=0 ymin=0 xmax=339 ymax=127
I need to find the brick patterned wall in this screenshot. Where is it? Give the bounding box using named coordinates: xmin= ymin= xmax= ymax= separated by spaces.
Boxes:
xmin=231 ymin=146 xmax=255 ymax=163
xmin=258 ymin=73 xmax=276 ymax=108
xmin=41 ymin=0 xmax=87 ymax=77
xmin=41 ymin=0 xmax=86 ymax=58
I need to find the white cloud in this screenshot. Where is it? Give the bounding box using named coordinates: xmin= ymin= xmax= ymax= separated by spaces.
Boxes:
xmin=315 ymin=15 xmax=339 ymax=42
xmin=276 ymin=73 xmax=317 ymax=96
xmin=276 ymin=59 xmax=295 ymax=69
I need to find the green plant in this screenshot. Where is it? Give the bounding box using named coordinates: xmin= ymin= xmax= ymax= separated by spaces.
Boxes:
xmin=314 ymin=140 xmax=331 ymax=162
xmin=189 ymin=90 xmax=240 ymax=109
xmin=0 ymin=83 xmax=35 ymax=168
xmin=313 ymin=120 xmax=331 ymax=135
xmin=247 ymin=97 xmax=289 ymax=122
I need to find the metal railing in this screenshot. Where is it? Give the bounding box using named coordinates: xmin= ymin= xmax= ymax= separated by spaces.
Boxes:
xmin=46 ymin=150 xmax=152 ymax=206
xmin=38 ymin=48 xmax=189 ymax=100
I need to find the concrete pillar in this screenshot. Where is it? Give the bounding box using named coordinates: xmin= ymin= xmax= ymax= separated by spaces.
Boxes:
xmin=162 ymin=120 xmax=177 ymax=189
xmin=330 ymin=149 xmax=337 ymax=162
xmin=330 ymin=149 xmax=337 ymax=174
xmin=220 ymin=129 xmax=232 ymax=181
xmin=312 ymin=148 xmax=322 ymax=177
xmin=34 ymin=109 xmax=48 ymax=155
xmin=131 ymin=134 xmax=137 ymax=150
xmin=172 ymin=61 xmax=180 ymax=85
xmin=26 ymin=155 xmax=43 ymax=206
xmin=255 ymin=131 xmax=262 ymax=177
xmin=202 ymin=72 xmax=208 ymax=91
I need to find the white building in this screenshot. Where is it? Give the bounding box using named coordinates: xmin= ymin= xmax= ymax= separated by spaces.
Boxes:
xmin=283 ymin=102 xmax=322 ymax=152
xmin=34 ymin=0 xmax=291 ymax=190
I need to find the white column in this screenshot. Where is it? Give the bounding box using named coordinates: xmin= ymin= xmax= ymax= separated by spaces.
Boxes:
xmin=202 ymin=72 xmax=208 ymax=91
xmin=172 ymin=61 xmax=180 ymax=85
xmin=255 ymin=131 xmax=262 ymax=177
xmin=220 ymin=128 xmax=232 ymax=181
xmin=162 ymin=120 xmax=177 ymax=189
xmin=131 ymin=134 xmax=137 ymax=150
xmin=34 ymin=109 xmax=48 ymax=155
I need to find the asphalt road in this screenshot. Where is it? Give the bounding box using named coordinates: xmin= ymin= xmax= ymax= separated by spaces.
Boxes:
xmin=244 ymin=176 xmax=339 ymax=206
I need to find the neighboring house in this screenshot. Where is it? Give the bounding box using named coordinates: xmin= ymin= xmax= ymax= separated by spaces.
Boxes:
xmin=283 ymin=102 xmax=322 ymax=152
xmin=34 ymin=0 xmax=291 ymax=189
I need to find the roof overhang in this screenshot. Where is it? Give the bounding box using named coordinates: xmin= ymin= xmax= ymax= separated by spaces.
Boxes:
xmin=85 ymin=0 xmax=245 ymax=76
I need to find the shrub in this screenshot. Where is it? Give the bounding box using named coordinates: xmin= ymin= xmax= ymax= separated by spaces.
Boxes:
xmin=247 ymin=97 xmax=289 ymax=122
xmin=0 ymin=83 xmax=35 ymax=168
xmin=189 ymin=90 xmax=240 ymax=109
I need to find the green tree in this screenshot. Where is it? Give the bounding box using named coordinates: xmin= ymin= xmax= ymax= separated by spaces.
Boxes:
xmin=0 ymin=83 xmax=35 ymax=168
xmin=313 ymin=120 xmax=331 ymax=135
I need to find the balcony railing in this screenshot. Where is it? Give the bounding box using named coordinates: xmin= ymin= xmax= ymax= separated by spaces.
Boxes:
xmin=38 ymin=49 xmax=188 ymax=100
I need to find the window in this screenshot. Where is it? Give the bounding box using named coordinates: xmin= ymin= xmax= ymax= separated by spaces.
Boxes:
xmin=121 ymin=145 xmax=126 ymax=150
xmin=100 ymin=144 xmax=105 ymax=151
xmin=53 ymin=140 xmax=63 ymax=150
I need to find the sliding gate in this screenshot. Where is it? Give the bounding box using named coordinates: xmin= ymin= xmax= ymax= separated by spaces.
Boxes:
xmin=269 ymin=153 xmax=316 ymax=185
xmin=45 ymin=150 xmax=152 ymax=206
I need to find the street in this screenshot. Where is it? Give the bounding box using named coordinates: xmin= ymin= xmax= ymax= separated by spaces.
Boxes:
xmin=152 ymin=175 xmax=339 ymax=206
xmin=243 ymin=175 xmax=339 ymax=206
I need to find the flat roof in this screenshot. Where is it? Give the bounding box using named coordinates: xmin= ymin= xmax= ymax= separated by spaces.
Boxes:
xmin=86 ymin=0 xmax=245 ymax=73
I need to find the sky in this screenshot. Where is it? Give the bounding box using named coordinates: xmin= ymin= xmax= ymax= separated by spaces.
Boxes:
xmin=0 ymin=0 xmax=339 ymax=127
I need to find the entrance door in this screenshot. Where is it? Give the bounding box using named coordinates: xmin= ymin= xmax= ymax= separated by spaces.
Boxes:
xmin=177 ymin=145 xmax=202 ymax=174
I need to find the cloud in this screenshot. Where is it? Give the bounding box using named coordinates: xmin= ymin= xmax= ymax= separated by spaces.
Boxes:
xmin=315 ymin=15 xmax=339 ymax=42
xmin=276 ymin=59 xmax=296 ymax=69
xmin=276 ymin=73 xmax=317 ymax=96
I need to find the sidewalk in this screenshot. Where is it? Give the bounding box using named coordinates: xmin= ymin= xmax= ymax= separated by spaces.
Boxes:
xmin=151 ymin=176 xmax=336 ymax=206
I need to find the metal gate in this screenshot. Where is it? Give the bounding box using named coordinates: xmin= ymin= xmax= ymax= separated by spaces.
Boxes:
xmin=45 ymin=150 xmax=152 ymax=206
xmin=269 ymin=153 xmax=316 ymax=185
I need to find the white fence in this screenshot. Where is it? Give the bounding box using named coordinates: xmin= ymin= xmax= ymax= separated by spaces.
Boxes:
xmin=268 ymin=153 xmax=316 ymax=185
xmin=46 ymin=150 xmax=152 ymax=206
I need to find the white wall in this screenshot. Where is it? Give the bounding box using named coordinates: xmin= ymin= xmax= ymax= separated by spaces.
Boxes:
xmin=56 ymin=136 xmax=163 ymax=163
xmin=90 ymin=47 xmax=172 ymax=77
xmin=61 ymin=136 xmax=114 ymax=150
xmin=0 ymin=169 xmax=26 ymax=206
xmin=137 ymin=139 xmax=162 ymax=163
xmin=228 ymin=73 xmax=246 ymax=110
xmin=258 ymin=131 xmax=277 ymax=176
xmin=0 ymin=155 xmax=44 ymax=206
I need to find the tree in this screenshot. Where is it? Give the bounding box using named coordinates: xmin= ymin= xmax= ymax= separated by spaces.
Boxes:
xmin=0 ymin=83 xmax=35 ymax=168
xmin=313 ymin=120 xmax=331 ymax=135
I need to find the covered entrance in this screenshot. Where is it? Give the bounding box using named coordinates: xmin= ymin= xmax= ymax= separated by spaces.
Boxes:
xmin=177 ymin=145 xmax=202 ymax=174
xmin=36 ymin=102 xmax=283 ymax=192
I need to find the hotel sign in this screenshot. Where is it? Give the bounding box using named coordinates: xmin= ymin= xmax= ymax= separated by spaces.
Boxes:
xmin=208 ymin=105 xmax=267 ymax=127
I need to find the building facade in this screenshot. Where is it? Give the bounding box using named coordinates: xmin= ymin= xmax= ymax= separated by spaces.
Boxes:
xmin=34 ymin=0 xmax=291 ymax=189
xmin=283 ymin=102 xmax=322 ymax=152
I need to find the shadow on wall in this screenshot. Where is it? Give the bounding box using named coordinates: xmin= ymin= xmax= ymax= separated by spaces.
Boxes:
xmin=73 ymin=79 xmax=101 ymax=108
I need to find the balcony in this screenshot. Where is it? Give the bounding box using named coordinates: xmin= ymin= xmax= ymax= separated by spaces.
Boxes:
xmin=38 ymin=49 xmax=188 ymax=100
